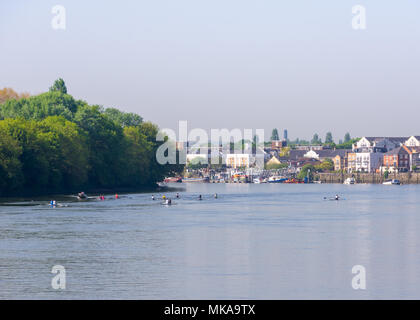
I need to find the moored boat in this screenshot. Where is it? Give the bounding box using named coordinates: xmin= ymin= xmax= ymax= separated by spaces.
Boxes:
xmin=284 ymin=178 xmax=304 ymax=184
xmin=343 ymin=177 xmax=355 ymax=185
xmin=163 ymin=177 xmax=182 ymax=183
xmin=383 ymin=179 xmax=401 ymax=185
xmin=268 ymin=176 xmax=287 ymax=183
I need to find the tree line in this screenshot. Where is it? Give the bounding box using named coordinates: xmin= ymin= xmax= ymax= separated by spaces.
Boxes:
xmin=0 ymin=79 xmax=181 ymax=196
xmin=270 ymin=128 xmax=359 ymax=149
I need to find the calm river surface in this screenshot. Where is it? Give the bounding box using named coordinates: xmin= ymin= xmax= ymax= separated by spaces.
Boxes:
xmin=0 ymin=183 xmax=419 ymax=299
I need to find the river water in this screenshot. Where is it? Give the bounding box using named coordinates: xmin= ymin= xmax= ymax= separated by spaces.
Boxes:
xmin=0 ymin=183 xmax=419 ymax=299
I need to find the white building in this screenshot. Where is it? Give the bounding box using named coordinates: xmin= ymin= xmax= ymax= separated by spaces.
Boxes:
xmin=354 ymin=137 xmax=406 ymax=152
xmin=404 ymin=136 xmax=420 ymax=147
xmin=225 ymin=153 xmax=254 ymax=169
xmin=355 ymin=152 xmax=383 ymax=173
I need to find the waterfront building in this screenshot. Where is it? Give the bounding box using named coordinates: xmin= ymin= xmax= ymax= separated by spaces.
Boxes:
xmin=186 ymin=146 xmax=224 ymax=165
xmin=404 ymin=136 xmax=420 ymax=147
xmin=382 ymin=146 xmax=411 ymax=172
xmin=353 ymin=137 xmax=407 ymax=152
xmin=355 ymin=152 xmax=383 ymax=173
xmin=404 ymin=146 xmax=420 ymax=171
xmin=333 ymin=154 xmax=349 ymax=171
xmin=225 ymin=153 xmax=254 ymax=169
xmin=347 ymin=153 xmax=357 ymax=173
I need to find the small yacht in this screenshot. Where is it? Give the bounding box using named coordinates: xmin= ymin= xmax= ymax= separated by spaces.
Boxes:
xmin=343 ymin=177 xmax=355 ymax=185
xmin=383 ymin=179 xmax=401 ymax=185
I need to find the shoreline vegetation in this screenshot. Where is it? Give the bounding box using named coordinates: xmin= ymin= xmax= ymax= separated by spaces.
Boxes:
xmin=0 ymin=79 xmax=182 ymax=197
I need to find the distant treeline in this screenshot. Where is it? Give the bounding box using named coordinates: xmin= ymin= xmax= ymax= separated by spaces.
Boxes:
xmin=0 ymin=79 xmax=181 ymax=196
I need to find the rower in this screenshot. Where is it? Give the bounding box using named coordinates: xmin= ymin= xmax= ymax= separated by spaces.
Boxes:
xmin=152 ymin=195 xmax=155 ymax=200
xmin=214 ymin=193 xmax=218 ymax=199
xmin=115 ymin=194 xmax=119 ymax=199
xmin=176 ymin=193 xmax=180 ymax=199
xmin=198 ymin=195 xmax=202 ymax=200
xmin=335 ymin=194 xmax=340 ymax=200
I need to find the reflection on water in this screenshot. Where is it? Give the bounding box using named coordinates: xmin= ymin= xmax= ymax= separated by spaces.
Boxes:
xmin=0 ymin=184 xmax=419 ymax=299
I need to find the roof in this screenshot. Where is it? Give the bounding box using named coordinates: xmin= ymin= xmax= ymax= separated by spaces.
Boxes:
xmin=289 ymin=150 xmax=307 ymax=160
xmin=364 ymin=137 xmax=408 ymax=144
xmin=316 ymin=149 xmax=350 ymax=158
xmin=384 ymin=146 xmax=410 ymax=155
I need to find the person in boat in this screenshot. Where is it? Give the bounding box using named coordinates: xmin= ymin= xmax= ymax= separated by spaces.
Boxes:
xmin=168 ymin=198 xmax=172 ymax=205
xmin=115 ymin=194 xmax=119 ymax=199
xmin=335 ymin=194 xmax=340 ymax=200
xmin=78 ymin=192 xmax=87 ymax=199
xmin=198 ymin=195 xmax=202 ymax=200
xmin=214 ymin=193 xmax=218 ymax=199
xmin=176 ymin=193 xmax=180 ymax=199
xmin=50 ymin=200 xmax=56 ymax=207
xmin=152 ymin=195 xmax=155 ymax=200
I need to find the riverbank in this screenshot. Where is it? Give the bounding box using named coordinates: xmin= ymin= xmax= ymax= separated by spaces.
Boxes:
xmin=316 ymin=172 xmax=420 ymax=184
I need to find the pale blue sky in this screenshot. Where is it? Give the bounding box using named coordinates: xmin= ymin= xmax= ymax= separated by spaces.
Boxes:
xmin=1 ymin=1 xmax=419 ymax=141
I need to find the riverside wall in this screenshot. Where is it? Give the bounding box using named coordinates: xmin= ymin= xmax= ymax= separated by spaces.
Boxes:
xmin=316 ymin=172 xmax=420 ymax=184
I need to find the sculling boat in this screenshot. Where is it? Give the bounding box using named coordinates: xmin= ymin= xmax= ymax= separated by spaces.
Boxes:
xmin=182 ymin=177 xmax=209 ymax=183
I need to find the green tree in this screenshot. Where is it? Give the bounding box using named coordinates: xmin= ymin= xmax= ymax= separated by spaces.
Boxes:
xmin=0 ymin=123 xmax=23 ymax=192
xmin=325 ymin=132 xmax=333 ymax=144
xmin=104 ymin=108 xmax=143 ymax=127
xmin=74 ymin=105 xmax=125 ymax=187
xmin=39 ymin=116 xmax=89 ymax=188
xmin=271 ymin=128 xmax=279 ymax=141
xmin=344 ymin=132 xmax=351 ymax=143
xmin=265 ymin=162 xmax=288 ymax=170
xmin=49 ymin=78 xmax=67 ymax=94
xmin=298 ymin=164 xmax=315 ymax=180
xmin=311 ymin=133 xmax=321 ymax=145
xmin=315 ymin=159 xmax=334 ymax=172
xmin=336 ymin=138 xmax=360 ymax=149
xmin=0 ymin=91 xmax=83 ymax=120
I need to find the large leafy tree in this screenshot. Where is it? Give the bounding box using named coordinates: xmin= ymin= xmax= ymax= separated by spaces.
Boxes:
xmin=74 ymin=105 xmax=125 ymax=187
xmin=0 ymin=91 xmax=84 ymax=120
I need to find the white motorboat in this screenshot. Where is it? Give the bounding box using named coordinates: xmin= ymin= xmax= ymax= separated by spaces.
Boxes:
xmin=383 ymin=179 xmax=401 ymax=185
xmin=343 ymin=177 xmax=355 ymax=185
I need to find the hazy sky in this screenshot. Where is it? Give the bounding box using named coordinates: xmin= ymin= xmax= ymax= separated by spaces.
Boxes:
xmin=1 ymin=1 xmax=419 ymax=141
